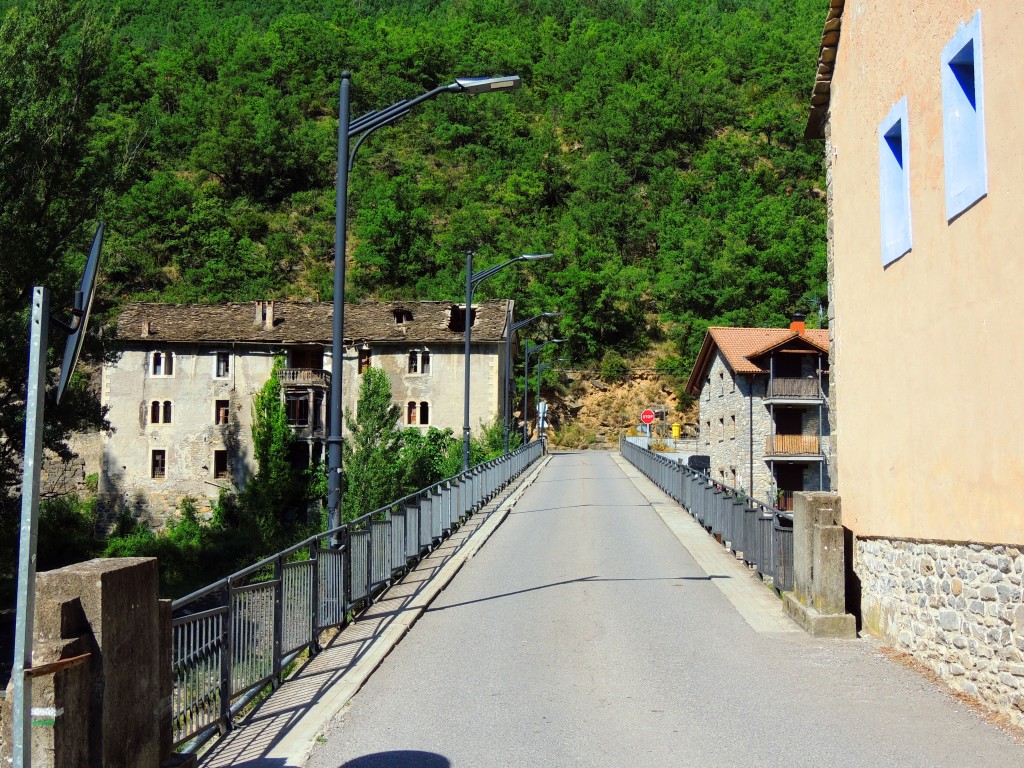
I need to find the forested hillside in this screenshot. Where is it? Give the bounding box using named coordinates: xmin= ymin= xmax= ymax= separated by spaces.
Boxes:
xmin=0 ymin=0 xmax=828 ymax=372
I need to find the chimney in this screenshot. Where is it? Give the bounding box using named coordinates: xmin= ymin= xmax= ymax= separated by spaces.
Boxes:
xmin=790 ymin=312 xmax=806 ymax=335
xmin=254 ymin=300 xmax=264 ymax=325
xmin=141 ymin=320 xmax=151 ymax=337
xmin=265 ymin=300 xmax=275 ymax=329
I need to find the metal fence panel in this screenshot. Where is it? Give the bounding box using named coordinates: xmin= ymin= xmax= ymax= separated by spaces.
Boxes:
xmin=390 ymin=510 xmax=407 ymax=571
xmin=171 ymin=607 xmax=225 ymax=746
xmin=773 ymin=514 xmax=795 ymax=592
xmin=318 ymin=548 xmax=346 ymax=629
xmin=230 ymin=582 xmax=276 ymax=696
xmin=371 ymin=520 xmax=391 ymax=586
xmin=430 ymin=487 xmax=443 ymax=541
xmin=282 ymin=561 xmax=313 ymax=655
xmin=349 ymin=530 xmax=370 ymax=602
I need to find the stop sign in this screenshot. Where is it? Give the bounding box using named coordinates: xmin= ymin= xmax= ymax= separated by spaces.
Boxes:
xmin=640 ymin=408 xmax=656 ymax=425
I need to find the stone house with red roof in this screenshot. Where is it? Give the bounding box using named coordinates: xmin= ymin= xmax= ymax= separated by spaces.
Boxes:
xmin=684 ymin=316 xmax=831 ymax=507
xmin=101 ymin=299 xmax=512 ymax=521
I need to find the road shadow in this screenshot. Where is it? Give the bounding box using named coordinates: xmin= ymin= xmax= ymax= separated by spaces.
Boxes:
xmin=335 ymin=751 xmax=451 ymax=767
xmin=425 ymin=574 xmax=728 ymax=613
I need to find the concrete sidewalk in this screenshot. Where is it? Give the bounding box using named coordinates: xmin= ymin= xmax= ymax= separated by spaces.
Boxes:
xmin=196 ymin=455 xmax=551 ymax=768
xmin=609 ymin=452 xmax=800 ymax=635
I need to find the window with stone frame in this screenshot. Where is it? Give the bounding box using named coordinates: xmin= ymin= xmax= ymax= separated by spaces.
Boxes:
xmin=407 ymin=350 xmax=431 ymax=375
xmin=419 ymin=401 xmax=429 ymax=425
xmin=215 ymin=350 xmax=231 ymax=378
xmin=213 ymin=450 xmax=229 ymax=479
xmin=151 ymin=449 xmax=167 ymax=479
xmin=151 ymin=350 xmax=174 ymax=377
xmin=358 ymin=348 xmax=372 ymax=374
xmin=215 ymin=400 xmax=230 ymax=425
xmin=150 ymin=400 xmax=173 ymax=424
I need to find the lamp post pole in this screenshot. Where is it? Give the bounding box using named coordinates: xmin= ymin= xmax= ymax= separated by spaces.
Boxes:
xmin=522 ymin=338 xmax=564 ymax=445
xmin=463 ymin=252 xmax=552 ymax=471
xmin=328 ymin=72 xmax=522 ymax=534
xmin=328 ymin=72 xmax=351 ymax=534
xmin=503 ymin=311 xmax=563 ymax=454
xmin=535 ymin=358 xmax=568 ymax=441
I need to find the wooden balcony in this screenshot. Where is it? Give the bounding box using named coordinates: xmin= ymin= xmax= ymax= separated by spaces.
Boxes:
xmin=766 ymin=377 xmax=823 ymax=400
xmin=280 ymin=368 xmax=331 ymax=389
xmin=766 ymin=434 xmax=821 ymax=456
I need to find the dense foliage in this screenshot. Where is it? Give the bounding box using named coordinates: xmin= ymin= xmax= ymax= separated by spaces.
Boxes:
xmin=1 ymin=0 xmax=828 ymax=354
xmin=0 ymin=0 xmax=829 ymax=586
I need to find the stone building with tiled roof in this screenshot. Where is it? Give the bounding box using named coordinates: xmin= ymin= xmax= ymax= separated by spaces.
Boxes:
xmin=101 ymin=299 xmax=512 ymax=521
xmin=684 ymin=316 xmax=831 ymax=506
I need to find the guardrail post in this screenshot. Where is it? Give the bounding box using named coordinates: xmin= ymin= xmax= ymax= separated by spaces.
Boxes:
xmin=309 ymin=539 xmax=321 ymax=652
xmin=272 ymin=556 xmax=283 ymax=687
xmin=341 ymin=525 xmax=352 ymax=619
xmin=220 ymin=583 xmax=232 ymax=733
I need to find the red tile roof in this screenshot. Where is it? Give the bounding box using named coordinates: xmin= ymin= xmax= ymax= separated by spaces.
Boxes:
xmin=685 ymin=327 xmax=829 ymax=394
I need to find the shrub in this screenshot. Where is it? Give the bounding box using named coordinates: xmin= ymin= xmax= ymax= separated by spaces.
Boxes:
xmin=599 ymin=351 xmax=629 ymax=383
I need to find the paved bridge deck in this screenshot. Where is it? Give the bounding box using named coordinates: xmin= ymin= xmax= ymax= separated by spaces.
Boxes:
xmin=201 ymin=451 xmax=1022 ymax=767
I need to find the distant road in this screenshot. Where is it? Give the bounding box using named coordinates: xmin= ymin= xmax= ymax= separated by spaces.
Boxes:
xmin=307 ymin=451 xmax=1022 ymax=768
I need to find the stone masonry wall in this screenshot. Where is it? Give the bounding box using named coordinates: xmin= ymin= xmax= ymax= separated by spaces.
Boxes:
xmin=698 ymin=352 xmax=773 ymax=501
xmin=858 ymin=537 xmax=1024 ymax=729
xmin=698 ymin=350 xmax=830 ymax=503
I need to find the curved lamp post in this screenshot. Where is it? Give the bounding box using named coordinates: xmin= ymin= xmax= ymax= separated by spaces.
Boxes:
xmin=523 ymin=338 xmax=564 ymax=444
xmin=534 ymin=358 xmax=568 ymax=440
xmin=329 ymin=72 xmax=521 ymax=533
xmin=463 ymin=252 xmax=552 ymax=471
xmin=504 ymin=311 xmax=563 ymax=454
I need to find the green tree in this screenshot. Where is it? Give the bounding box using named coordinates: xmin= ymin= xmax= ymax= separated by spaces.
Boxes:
xmin=342 ymin=367 xmax=403 ymax=522
xmin=0 ymin=0 xmax=141 ymax=575
xmin=243 ymin=356 xmax=294 ymax=535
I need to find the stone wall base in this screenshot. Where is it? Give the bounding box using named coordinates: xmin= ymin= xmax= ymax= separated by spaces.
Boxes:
xmin=857 ymin=537 xmax=1024 ymax=730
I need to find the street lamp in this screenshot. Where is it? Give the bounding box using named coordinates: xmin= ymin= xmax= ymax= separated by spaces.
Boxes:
xmin=329 ymin=72 xmax=521 ymax=533
xmin=504 ymin=311 xmax=563 ymax=453
xmin=535 ymin=358 xmax=568 ymax=440
xmin=523 ymin=338 xmax=564 ymax=444
xmin=463 ymin=251 xmax=552 ymax=471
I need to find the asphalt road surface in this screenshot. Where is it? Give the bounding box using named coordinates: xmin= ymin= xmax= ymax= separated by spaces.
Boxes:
xmin=307 ymin=451 xmax=1022 ymax=768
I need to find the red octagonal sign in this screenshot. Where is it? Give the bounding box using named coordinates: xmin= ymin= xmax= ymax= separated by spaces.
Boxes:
xmin=640 ymin=408 xmax=656 ymax=425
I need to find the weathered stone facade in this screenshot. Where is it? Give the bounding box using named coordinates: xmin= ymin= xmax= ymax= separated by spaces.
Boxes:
xmin=858 ymin=538 xmax=1024 ymax=728
xmin=100 ymin=301 xmax=511 ymax=525
xmin=696 ymin=346 xmax=831 ymax=505
xmin=699 ymin=351 xmax=772 ymax=499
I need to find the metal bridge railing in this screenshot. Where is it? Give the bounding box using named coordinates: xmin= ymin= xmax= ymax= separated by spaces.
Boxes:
xmin=170 ymin=440 xmax=545 ymax=752
xmin=619 ymin=438 xmax=793 ymax=595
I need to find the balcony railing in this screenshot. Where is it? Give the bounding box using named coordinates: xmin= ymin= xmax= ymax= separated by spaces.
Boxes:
xmin=280 ymin=368 xmax=331 ymax=388
xmin=767 ymin=377 xmax=822 ymax=400
xmin=766 ymin=434 xmax=821 ymax=455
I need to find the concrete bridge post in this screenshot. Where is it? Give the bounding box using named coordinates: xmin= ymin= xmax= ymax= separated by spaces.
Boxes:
xmin=783 ymin=492 xmax=857 ymax=638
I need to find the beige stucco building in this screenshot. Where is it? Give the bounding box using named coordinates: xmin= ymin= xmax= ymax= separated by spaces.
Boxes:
xmin=685 ymin=319 xmax=831 ymax=506
xmin=808 ymin=1 xmax=1024 ymax=726
xmin=101 ymin=300 xmax=512 ymax=521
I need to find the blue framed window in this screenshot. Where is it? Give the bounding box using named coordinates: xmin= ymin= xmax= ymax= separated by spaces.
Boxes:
xmin=879 ymin=97 xmax=912 ymax=266
xmin=942 ymin=11 xmax=986 ymax=220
